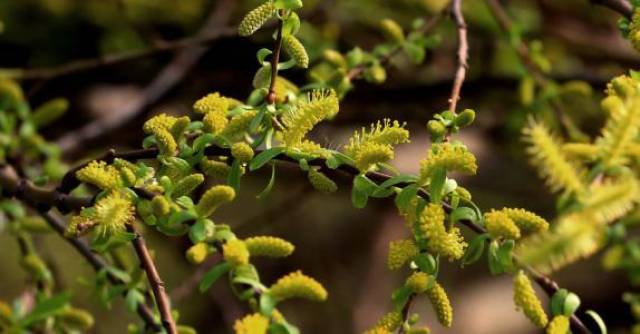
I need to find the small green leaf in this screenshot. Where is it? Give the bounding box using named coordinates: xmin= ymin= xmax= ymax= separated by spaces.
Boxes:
xmin=395 ymin=184 xmax=419 ymax=211
xmin=378 ymin=174 xmax=418 ymax=189
xmin=282 ymin=12 xmax=301 ymax=35
xmin=450 ymin=206 xmax=478 ymax=225
xmin=550 ymin=289 xmax=569 ymax=316
xmin=585 ymin=310 xmax=607 ymax=334
xmin=256 ymin=48 xmax=272 ymax=65
xmin=250 ymin=147 xmax=286 ymax=171
xmin=429 ymin=167 xmax=446 ymax=203
xmin=487 ymin=241 xmax=503 ymax=275
xmin=353 ymin=174 xmax=378 ymax=195
xmin=563 ymin=292 xmax=581 ymax=316
xmin=257 ymin=163 xmax=277 ymax=199
xmin=497 ymin=240 xmax=515 ymax=273
xmin=228 ymin=160 xmax=242 ymax=191
xmin=125 ymin=289 xmax=145 ymax=313
xmin=199 ymin=262 xmax=232 ymax=292
xmin=462 ymin=234 xmax=489 ymax=266
xmin=20 ymin=292 xmax=71 ymax=326
xmin=414 ymin=253 xmax=438 ymax=275
xmin=351 ymin=187 xmax=369 ymax=209
xmin=259 ymin=292 xmax=277 ymax=315
xmin=189 ymin=219 xmax=215 ymax=243
xmin=392 ymin=286 xmax=413 ymax=311
xmin=402 ymin=42 xmax=425 ymax=64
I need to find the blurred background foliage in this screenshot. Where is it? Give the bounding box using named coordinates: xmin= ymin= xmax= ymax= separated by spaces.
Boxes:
xmin=0 ymin=0 xmax=636 ymax=332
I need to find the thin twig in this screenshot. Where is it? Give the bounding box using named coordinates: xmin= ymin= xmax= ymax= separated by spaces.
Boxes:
xmin=127 ymin=224 xmax=177 ymax=334
xmin=448 ymin=0 xmax=469 ymax=113
xmin=397 ymin=294 xmax=416 ymax=334
xmin=591 ymin=0 xmax=633 ymax=18
xmin=267 ymin=17 xmax=284 ymax=105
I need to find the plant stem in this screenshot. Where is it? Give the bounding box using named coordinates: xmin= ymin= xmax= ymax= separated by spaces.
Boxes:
xmin=127 ymin=224 xmax=177 ymax=334
xmin=267 ymin=17 xmax=284 ymax=105
xmin=448 ymin=0 xmax=468 ymax=113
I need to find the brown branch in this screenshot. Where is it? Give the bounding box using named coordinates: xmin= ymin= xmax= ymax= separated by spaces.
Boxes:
xmin=397 ymin=294 xmax=416 ymax=334
xmin=127 ymin=224 xmax=177 ymax=334
xmin=448 ymin=0 xmax=469 ymax=113
xmin=11 ymin=28 xmax=235 ymax=81
xmin=266 ymin=17 xmax=284 ymax=105
xmin=591 ymin=0 xmax=633 ymax=18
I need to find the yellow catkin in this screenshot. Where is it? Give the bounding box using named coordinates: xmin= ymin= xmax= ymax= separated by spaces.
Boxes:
xmin=203 ymin=108 xmax=229 ymax=134
xmin=173 ymin=173 xmax=205 ymax=198
xmin=281 ymin=90 xmax=339 ymax=146
xmin=76 ymin=161 xmax=120 ymax=190
xmin=283 ymin=34 xmax=309 ymax=68
xmin=233 ymin=313 xmax=269 ymax=334
xmin=513 ymin=271 xmax=548 ymax=328
xmin=500 ymin=208 xmax=549 ymax=234
xmin=94 ymin=192 xmax=135 ymax=236
xmin=270 ymin=271 xmax=328 ymax=302
xmin=307 ymin=169 xmax=338 ymax=193
xmin=371 ymin=311 xmax=402 ymax=332
xmin=200 ymin=159 xmax=231 ymax=179
xmin=170 ymin=116 xmax=191 ymax=140
xmin=380 ymin=19 xmax=404 ymax=43
xmin=546 ymin=315 xmax=569 ymax=334
xmin=231 ymin=142 xmax=255 ymax=163
xmin=406 ymin=272 xmax=430 ymax=294
xmin=244 ymin=236 xmax=294 ymax=257
xmin=223 ymin=239 xmax=250 ymax=267
xmin=419 ymin=142 xmax=477 ymax=182
xmin=186 ymin=243 xmax=209 ymax=264
xmin=427 ymin=282 xmax=453 ymax=327
xmin=238 ymin=1 xmax=276 ymax=37
xmin=418 ymin=204 xmax=466 ymax=261
xmin=387 ymin=239 xmax=418 ymax=270
xmin=221 ymin=110 xmax=257 ymax=141
xmin=345 ymin=119 xmax=410 ymax=171
xmin=484 ymin=210 xmax=521 ymax=240
xmin=57 ymin=308 xmax=95 ymax=330
xmin=194 ymin=92 xmax=230 ymax=114
xmin=629 ymin=8 xmax=640 ymax=53
xmin=151 ymin=196 xmax=171 ymax=216
xmin=196 ymin=185 xmax=236 ymax=217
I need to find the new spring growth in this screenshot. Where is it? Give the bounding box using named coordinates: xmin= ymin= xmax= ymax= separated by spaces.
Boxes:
xmin=513 ymin=270 xmax=548 ymax=328
xmin=244 ymin=236 xmax=295 ymax=257
xmin=152 ymin=195 xmax=171 ymax=216
xmin=387 ymin=239 xmax=418 ymax=270
xmin=281 ymin=89 xmax=339 ymax=147
xmin=283 ymin=34 xmax=309 ymax=68
xmin=233 ymin=313 xmax=269 ymax=334
xmin=143 ymin=114 xmax=179 ymax=156
xmin=222 ymin=110 xmax=257 ymax=142
xmin=344 ymin=119 xmax=410 ymax=172
xmin=418 ymin=203 xmax=466 ymax=261
xmin=367 ymin=311 xmax=402 ymax=332
xmin=427 ymin=281 xmax=453 ymax=327
xmin=76 ymin=161 xmax=120 ymax=190
xmin=93 ymin=192 xmax=135 ymax=236
xmin=307 ymin=168 xmax=338 ymax=194
xmin=57 ymin=307 xmax=95 ymax=330
xmin=547 ymin=315 xmax=569 ymax=334
xmin=269 ymin=271 xmax=328 ymax=302
xmin=629 ymin=8 xmax=640 ymax=52
xmin=500 ymin=208 xmax=549 ymax=234
xmin=196 ymin=185 xmax=236 ymax=217
xmin=238 ymin=1 xmax=277 ymax=37
xmin=186 ymin=242 xmax=209 ymax=264
xmin=484 ymin=210 xmax=521 ymax=240
xmin=172 ymin=173 xmax=205 ymax=198
xmin=30 ymin=98 xmax=68 ymax=129
xmin=419 ymin=142 xmax=477 ymax=183
xmin=195 ymin=92 xmax=230 ymax=134
xmin=200 ymin=159 xmax=231 ymax=179
xmin=406 ymin=271 xmax=430 ymax=294
xmin=380 ymin=19 xmax=404 ymax=43
xmin=223 ymin=239 xmax=250 ymax=267
xmin=231 ymin=142 xmax=254 ymax=163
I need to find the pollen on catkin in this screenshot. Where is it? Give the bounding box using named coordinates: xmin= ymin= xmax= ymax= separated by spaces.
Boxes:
xmin=151 ymin=195 xmax=171 ymax=216
xmin=200 ymin=159 xmax=231 ymax=179
xmin=307 ymin=168 xmax=338 ymax=193
xmin=387 ymin=239 xmax=418 ymax=270
xmin=170 ymin=116 xmax=191 ymax=140
xmin=93 ymin=192 xmax=135 ymax=236
xmin=233 ymin=313 xmax=269 ymax=334
xmin=427 ymin=281 xmax=453 ymax=327
xmin=418 ymin=203 xmax=466 ymax=261
xmin=65 ymin=215 xmax=95 ymax=238
xmin=484 ymin=210 xmax=521 ymax=240
xmin=223 ymin=239 xmax=250 ymax=267
xmin=196 ymin=185 xmax=236 ymax=217
xmin=371 ymin=311 xmax=402 ymax=331
xmin=500 ymin=208 xmax=549 ymax=234
xmin=231 ymin=142 xmax=254 ymax=163
xmin=244 ymin=236 xmax=294 ymax=257
xmin=76 ymin=160 xmax=120 ymax=190
xmin=344 ymin=119 xmax=410 ymax=172
xmin=238 ymin=1 xmax=276 ymax=37
xmin=406 ymin=271 xmax=430 ymax=294
xmin=203 ymin=108 xmax=229 ymax=135
xmin=629 ymin=8 xmax=640 ymax=52
xmin=221 ymin=110 xmax=257 ymax=141
xmin=419 ymin=142 xmax=477 ymax=183
xmin=194 ymin=92 xmax=230 ymax=114
xmin=283 ymin=34 xmax=309 ymax=68
xmin=270 ymin=271 xmax=328 ymax=302
xmin=280 ymin=89 xmax=339 ymax=147
xmin=172 ymin=173 xmax=205 ymax=198
xmin=513 ymin=270 xmax=548 ymax=328
xmin=546 ymin=315 xmax=569 ymax=334
xmin=186 ymin=243 xmax=209 ymax=264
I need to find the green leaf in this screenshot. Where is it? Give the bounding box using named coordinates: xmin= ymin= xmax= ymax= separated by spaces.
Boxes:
xmin=414 ymin=253 xmax=438 ymax=275
xmin=487 ymin=241 xmax=503 ymax=275
xmin=450 ymin=206 xmax=478 ymax=225
xmin=395 ymin=184 xmax=419 ymax=211
xmin=125 ymin=289 xmax=145 ymax=313
xmin=351 ymin=187 xmax=369 ymax=209
xmin=585 ymin=310 xmax=607 ymax=334
xmin=249 ymin=107 xmax=266 ymax=133
xmin=282 ymin=12 xmax=301 ymax=35
xmin=550 ymin=289 xmax=569 ymax=316
xmin=20 ymin=292 xmax=71 ymax=326
xmin=353 ymin=174 xmax=378 ymax=195
xmin=378 ymin=174 xmax=418 ymax=189
xmin=391 ymin=285 xmax=413 ymax=311
xmin=563 ymin=292 xmax=581 ymax=316
xmin=462 ymin=234 xmax=489 ymax=266
xmin=429 ymin=167 xmax=446 ymax=203
xmin=325 ymin=151 xmax=355 ymax=169
xmin=228 ymin=160 xmax=242 ymax=191
xmin=192 ymin=133 xmax=215 ymax=153
xmin=497 ymin=240 xmax=515 ymax=273
xmin=189 ymin=219 xmax=215 ymax=243
xmin=256 ymin=48 xmax=272 ymax=65
xmin=402 ymin=42 xmax=425 ymax=64
xmin=250 ymin=147 xmax=286 ymax=171
xmin=259 ymin=292 xmax=277 ymax=316
xmin=257 ymin=163 xmax=277 ymax=199
xmin=199 ymin=262 xmax=232 ymax=292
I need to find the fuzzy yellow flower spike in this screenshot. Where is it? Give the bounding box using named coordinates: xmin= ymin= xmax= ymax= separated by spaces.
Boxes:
xmin=406 ymin=271 xmax=430 ymax=294
xmin=500 ymin=208 xmax=549 ymax=234
xmin=223 ymin=239 xmax=250 ymax=267
xmin=283 ymin=34 xmax=309 ymax=68
xmin=345 ymin=119 xmax=410 ymax=172
xmin=418 ymin=203 xmax=466 ymax=261
xmin=513 ymin=271 xmax=548 ymax=328
xmin=546 ymin=315 xmax=569 ymax=334
xmin=196 ymin=185 xmax=236 ymax=217
xmin=244 ymin=236 xmax=294 ymax=258
xmin=307 ymin=168 xmax=338 ymax=194
xmin=419 ymin=142 xmax=477 ymax=182
xmin=387 ymin=239 xmax=418 ymax=270
xmin=270 ymin=271 xmax=328 ymax=302
xmin=143 ymin=114 xmax=179 ymax=156
xmin=231 ymin=142 xmax=255 ymax=163
xmin=186 ymin=243 xmax=209 ymax=264
xmin=281 ymin=89 xmax=339 ymax=147
xmin=484 ymin=210 xmax=521 ymax=240
xmin=233 ymin=313 xmax=269 ymax=334
xmin=238 ymin=1 xmax=276 ymax=37
xmin=367 ymin=311 xmax=402 ymax=332
xmin=76 ymin=160 xmax=120 ymax=190
xmin=93 ymin=192 xmax=135 ymax=236
xmin=427 ymin=281 xmax=453 ymax=327
xmin=172 ymin=173 xmax=205 ymax=198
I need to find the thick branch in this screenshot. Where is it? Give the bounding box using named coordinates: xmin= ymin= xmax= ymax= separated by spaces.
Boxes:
xmin=266 ymin=18 xmax=284 ymax=105
xmin=127 ymin=224 xmax=177 ymax=334
xmin=448 ymin=0 xmax=469 ymax=112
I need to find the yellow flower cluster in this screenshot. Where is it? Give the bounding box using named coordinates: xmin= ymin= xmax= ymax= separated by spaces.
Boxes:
xmin=283 ymin=35 xmax=309 ymax=68
xmin=233 ymin=313 xmax=269 ymax=334
xmin=196 ymin=185 xmax=236 ymax=217
xmin=231 ymin=142 xmax=255 ymax=163
xmin=367 ymin=311 xmax=402 ymax=332
xmin=93 ymin=192 xmax=135 ymax=236
xmin=419 ymin=142 xmax=477 ymax=183
xmin=244 ymin=236 xmax=295 ymax=258
xmin=186 ymin=243 xmax=209 ymax=264
xmin=238 ymin=1 xmax=276 ymax=37
xmin=173 ymin=173 xmax=205 ymax=198
xmin=307 ymin=168 xmax=338 ymax=194
xmin=143 ymin=113 xmax=181 ymax=156
xmin=513 ymin=271 xmax=548 ymax=328
xmin=427 ymin=281 xmax=453 ymax=327
xmin=200 ymin=159 xmax=231 ymax=179
xmin=344 ymin=119 xmax=410 ymax=172
xmin=500 ymin=208 xmax=549 ymax=234
xmin=270 ymin=271 xmax=328 ymax=302
xmin=76 ymin=160 xmax=120 ymax=190
xmin=546 ymin=315 xmax=569 ymax=334
xmin=387 ymin=239 xmax=418 ymax=270
xmin=405 ymin=271 xmax=430 ymax=294
xmin=484 ymin=210 xmax=521 ymax=240
xmin=221 ymin=110 xmax=257 ymax=142
xmin=418 ymin=204 xmax=466 ymax=261
xmin=223 ymin=239 xmax=250 ymax=267
xmin=281 ymin=90 xmax=339 ymax=147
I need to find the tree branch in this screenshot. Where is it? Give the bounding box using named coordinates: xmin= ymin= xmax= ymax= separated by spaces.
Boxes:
xmin=591 ymin=0 xmax=633 ymax=18
xmin=127 ymin=224 xmax=177 ymax=334
xmin=267 ymin=17 xmax=284 ymax=105
xmin=448 ymin=0 xmax=469 ymax=113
